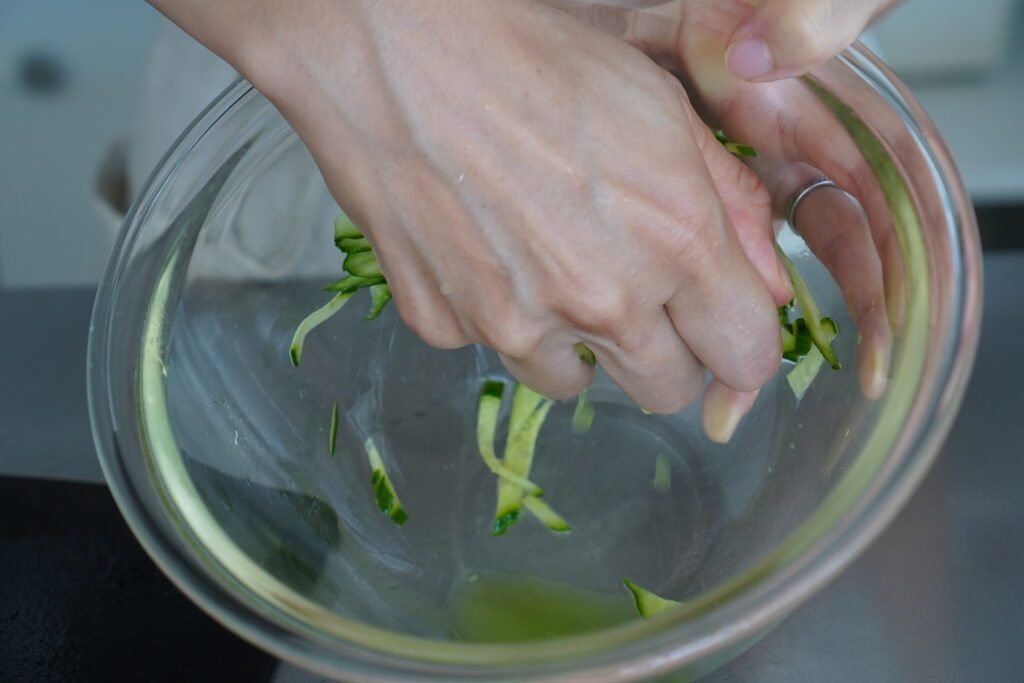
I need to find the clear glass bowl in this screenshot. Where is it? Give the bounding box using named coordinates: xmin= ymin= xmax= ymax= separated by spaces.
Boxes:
xmin=88 ymin=44 xmax=981 ymax=680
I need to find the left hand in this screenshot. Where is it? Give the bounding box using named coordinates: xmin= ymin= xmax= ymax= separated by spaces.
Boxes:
xmin=550 ymin=0 xmax=900 ymax=439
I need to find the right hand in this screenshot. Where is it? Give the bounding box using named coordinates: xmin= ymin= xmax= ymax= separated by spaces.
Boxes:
xmin=150 ymin=0 xmax=794 ymax=440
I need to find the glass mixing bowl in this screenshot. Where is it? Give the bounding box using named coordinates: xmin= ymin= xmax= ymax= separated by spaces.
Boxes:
xmin=88 ymin=43 xmax=981 ymax=680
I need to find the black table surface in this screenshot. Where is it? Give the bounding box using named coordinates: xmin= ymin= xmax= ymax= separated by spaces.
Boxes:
xmin=2 ymin=251 xmax=1022 ymax=682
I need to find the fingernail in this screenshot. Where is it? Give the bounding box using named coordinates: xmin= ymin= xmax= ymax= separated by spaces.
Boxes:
xmin=859 ymin=341 xmax=890 ymax=401
xmin=702 ymin=384 xmax=753 ymax=444
xmin=726 ymin=38 xmax=774 ymax=81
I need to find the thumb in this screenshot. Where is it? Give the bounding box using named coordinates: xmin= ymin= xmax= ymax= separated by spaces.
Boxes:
xmin=725 ymin=0 xmax=896 ymax=82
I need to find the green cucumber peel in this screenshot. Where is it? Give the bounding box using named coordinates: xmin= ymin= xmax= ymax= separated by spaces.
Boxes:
xmin=714 ymin=129 xmax=758 ymax=158
xmin=622 ymin=578 xmax=681 ymax=618
xmin=775 ymin=244 xmax=841 ymax=369
xmin=571 ymin=389 xmax=595 ymax=435
xmin=324 ymin=274 xmax=385 ymax=293
xmin=491 ymin=509 xmax=521 ymax=536
xmin=782 ymin=318 xmax=814 ymax=362
xmin=329 ymin=402 xmax=339 ymax=457
xmin=289 ymin=291 xmax=355 ymax=366
xmin=343 ymin=250 xmax=383 ymax=278
xmin=334 ymin=214 xmax=362 ymax=243
xmin=364 ymin=437 xmax=408 ymax=526
xmin=476 ymin=380 xmax=544 ymax=497
xmin=364 ymin=284 xmax=393 ymax=321
xmin=522 ymin=496 xmax=570 ymax=532
xmin=337 ymin=236 xmax=371 ymax=253
xmin=653 ymin=453 xmax=671 ymax=493
xmin=787 ymin=318 xmax=838 ymax=397
xmin=493 ymin=384 xmax=555 ymax=535
xmin=574 ymin=342 xmax=596 ymax=366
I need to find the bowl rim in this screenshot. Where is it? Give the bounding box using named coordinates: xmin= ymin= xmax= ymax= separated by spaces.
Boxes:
xmin=88 ymin=42 xmax=983 ymax=680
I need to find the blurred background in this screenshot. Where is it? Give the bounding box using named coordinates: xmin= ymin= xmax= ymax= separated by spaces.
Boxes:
xmin=1 ymin=0 xmax=1023 ymax=288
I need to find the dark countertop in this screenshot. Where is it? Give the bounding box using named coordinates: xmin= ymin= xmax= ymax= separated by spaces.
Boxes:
xmin=2 ymin=251 xmax=1022 ymax=682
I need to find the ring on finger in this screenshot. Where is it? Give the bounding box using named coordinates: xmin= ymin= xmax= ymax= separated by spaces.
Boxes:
xmin=786 ymin=177 xmax=840 ymax=233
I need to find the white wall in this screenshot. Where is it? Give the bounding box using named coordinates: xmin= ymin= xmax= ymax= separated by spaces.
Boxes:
xmin=0 ymin=0 xmax=159 ymax=287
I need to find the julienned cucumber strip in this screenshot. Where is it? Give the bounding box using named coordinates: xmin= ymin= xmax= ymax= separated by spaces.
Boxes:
xmin=289 ymin=291 xmax=355 ymax=366
xmin=622 ymin=578 xmax=681 ymax=618
xmin=293 ymin=215 xmax=396 ymax=364
xmin=493 ymin=384 xmax=559 ymax=535
xmin=334 ymin=214 xmax=362 ymax=243
xmin=574 ymin=342 xmax=596 ymax=366
xmin=653 ymin=453 xmax=671 ymax=493
xmin=713 ymin=129 xmax=758 ymax=158
xmin=787 ymin=318 xmax=838 ymax=397
xmin=325 ymin=274 xmax=385 ymax=292
xmin=522 ymin=497 xmax=570 ymax=532
xmin=782 ymin=318 xmax=814 ymax=363
xmin=344 ymin=250 xmax=383 ymax=278
xmin=337 ymin=236 xmax=371 ymax=253
xmin=329 ymin=402 xmax=339 ymax=457
xmin=775 ymin=244 xmax=841 ymax=370
xmin=364 ymin=437 xmax=408 ymax=526
xmin=475 ymin=381 xmax=543 ymax=496
xmin=571 ymin=389 xmax=595 ymax=435
xmin=364 ymin=284 xmax=393 ymax=321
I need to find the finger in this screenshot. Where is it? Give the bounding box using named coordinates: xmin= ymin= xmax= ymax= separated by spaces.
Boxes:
xmin=725 ymin=0 xmax=897 ymax=82
xmin=654 ymin=115 xmax=783 ymax=394
xmin=701 ymin=379 xmax=759 ymax=444
xmin=662 ymin=228 xmax=781 ymax=394
xmin=364 ymin=223 xmax=470 ymax=350
xmin=692 ymin=118 xmax=792 ymax=305
xmin=779 ymin=164 xmax=892 ymax=399
xmin=783 ymin=106 xmax=908 ymax=337
xmin=499 ymin=335 xmax=594 ymax=401
xmin=730 ymin=80 xmax=907 ymax=336
xmin=583 ymin=311 xmax=707 ymax=415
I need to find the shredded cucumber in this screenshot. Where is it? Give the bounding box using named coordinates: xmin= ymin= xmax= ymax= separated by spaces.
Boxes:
xmin=364 ymin=284 xmax=393 ymax=321
xmin=787 ymin=318 xmax=838 ymax=397
xmin=653 ymin=453 xmax=671 ymax=493
xmin=714 ymin=129 xmax=758 ymax=158
xmin=571 ymin=389 xmax=595 ymax=435
xmin=324 ymin=274 xmax=385 ymax=293
xmin=622 ymin=578 xmax=681 ymax=618
xmin=475 ymin=381 xmax=543 ymax=496
xmin=364 ymin=437 xmax=408 ymax=526
xmin=493 ymin=383 xmax=564 ymax=536
xmin=334 ymin=214 xmax=362 ymax=242
xmin=574 ymin=342 xmax=596 ymax=366
xmin=291 ymin=215 xmax=394 ymax=365
xmin=329 ymin=402 xmax=339 ymax=457
xmin=337 ymin=236 xmax=371 ymax=253
xmin=522 ymin=497 xmax=570 ymax=533
xmin=343 ymin=250 xmax=383 ymax=278
xmin=776 ymin=244 xmax=841 ymax=369
xmin=289 ymin=291 xmax=355 ymax=366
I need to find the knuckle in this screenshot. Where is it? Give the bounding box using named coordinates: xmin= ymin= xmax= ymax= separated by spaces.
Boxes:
xmin=733 ymin=333 xmax=782 ymax=391
xmin=543 ymin=375 xmax=592 ymax=401
xmin=558 ymin=284 xmax=633 ymax=339
xmin=478 ymin=319 xmax=544 ymax=359
xmin=403 ymin=310 xmax=466 ymax=349
xmin=637 ymin=371 xmax=704 ymax=415
xmin=782 ymin=6 xmax=834 ymax=62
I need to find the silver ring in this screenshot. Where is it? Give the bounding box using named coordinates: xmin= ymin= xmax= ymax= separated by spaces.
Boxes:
xmin=786 ymin=177 xmax=839 ymax=232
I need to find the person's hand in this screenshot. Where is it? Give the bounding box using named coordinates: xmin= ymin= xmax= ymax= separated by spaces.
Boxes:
xmin=149 ymin=0 xmax=793 ymax=435
xmin=553 ymin=0 xmax=900 ymax=403
xmin=723 ymin=0 xmax=898 ymax=82
xmin=549 ymin=0 xmax=897 ymax=82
